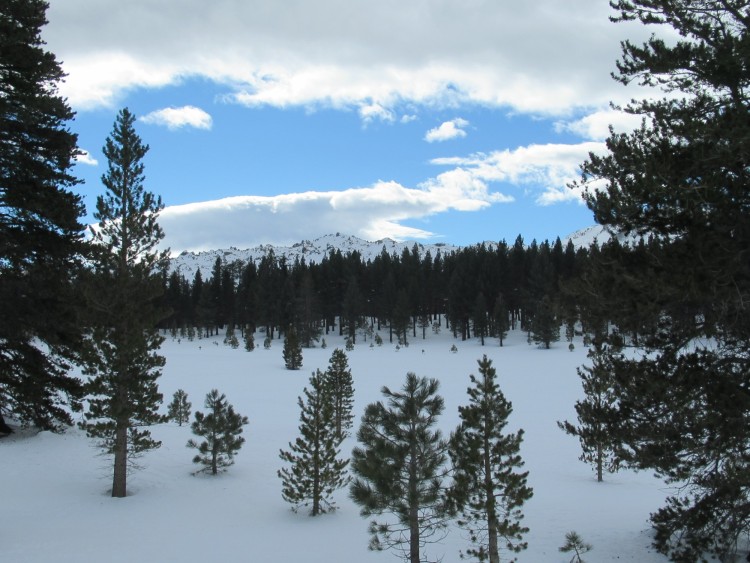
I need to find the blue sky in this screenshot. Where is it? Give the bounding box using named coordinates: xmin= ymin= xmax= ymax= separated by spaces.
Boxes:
xmin=44 ymin=0 xmax=656 ymax=252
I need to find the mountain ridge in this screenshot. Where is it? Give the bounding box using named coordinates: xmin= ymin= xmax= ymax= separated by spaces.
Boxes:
xmin=168 ymin=226 xmax=616 ymax=280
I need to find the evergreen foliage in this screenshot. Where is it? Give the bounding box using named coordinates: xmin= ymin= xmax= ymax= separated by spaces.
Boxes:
xmin=324 ymin=348 xmax=355 ymax=440
xmin=167 ymin=389 xmax=191 ymax=426
xmin=0 ymin=0 xmax=87 ymax=433
xmin=283 ymin=326 xmax=303 ymax=370
xmin=571 ymin=1 xmax=750 ymax=559
xmin=350 ymin=373 xmax=449 ymax=563
xmin=243 ymin=328 xmax=255 ymax=351
xmin=449 ymin=356 xmax=533 ymax=562
xmin=187 ymin=389 xmax=248 ymax=475
xmin=278 ymin=369 xmax=349 ymax=515
xmin=559 ymin=531 xmax=592 ymax=563
xmin=81 ymin=108 xmax=167 ymax=498
xmin=493 ymin=295 xmax=509 ymax=347
xmin=529 ymin=295 xmax=560 ymax=349
xmin=224 ymin=325 xmax=239 ymax=349
xmin=558 ymin=342 xmax=621 ymax=482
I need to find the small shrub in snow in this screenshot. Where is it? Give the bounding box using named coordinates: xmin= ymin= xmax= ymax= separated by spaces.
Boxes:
xmin=559 ymin=531 xmax=592 ymax=563
xmin=187 ymin=389 xmax=248 ymax=475
xmin=450 ymin=344 xmax=458 ymax=353
xmin=166 ymin=389 xmax=191 ymax=426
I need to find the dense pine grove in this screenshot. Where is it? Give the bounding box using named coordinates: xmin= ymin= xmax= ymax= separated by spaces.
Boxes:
xmin=155 ymin=234 xmax=695 ymax=361
xmin=157 ymin=235 xmax=665 ymax=349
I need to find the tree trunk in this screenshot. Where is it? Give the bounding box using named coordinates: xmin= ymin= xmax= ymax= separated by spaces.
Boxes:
xmin=312 ymin=446 xmax=321 ymax=516
xmin=597 ymin=442 xmax=603 ymax=482
xmin=0 ymin=413 xmax=13 ymax=434
xmin=112 ymin=418 xmax=128 ymax=497
xmin=212 ymin=432 xmax=219 ymax=475
xmin=484 ymin=427 xmax=500 ymax=563
xmin=409 ymin=441 xmax=420 ymax=563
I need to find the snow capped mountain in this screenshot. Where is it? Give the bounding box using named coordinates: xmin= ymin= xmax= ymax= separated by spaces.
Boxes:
xmin=561 ymin=224 xmax=647 ymax=249
xmin=169 ymin=226 xmax=639 ymax=281
xmin=169 ymin=233 xmax=462 ymax=280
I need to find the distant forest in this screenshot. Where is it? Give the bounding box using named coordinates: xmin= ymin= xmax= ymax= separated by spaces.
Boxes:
xmin=158 ymin=234 xmax=672 ymax=349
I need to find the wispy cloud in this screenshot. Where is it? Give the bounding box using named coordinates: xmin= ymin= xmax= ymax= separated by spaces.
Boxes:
xmin=140 ymin=105 xmax=213 ymax=130
xmin=157 ymin=176 xmax=512 ymax=253
xmin=431 ymin=141 xmax=606 ymax=205
xmin=75 ymin=149 xmax=99 ymax=166
xmin=359 ymin=102 xmax=396 ymax=123
xmin=424 ymin=118 xmax=469 ymax=142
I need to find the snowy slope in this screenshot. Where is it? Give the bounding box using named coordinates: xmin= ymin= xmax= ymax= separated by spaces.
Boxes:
xmin=0 ymin=327 xmax=677 ymax=563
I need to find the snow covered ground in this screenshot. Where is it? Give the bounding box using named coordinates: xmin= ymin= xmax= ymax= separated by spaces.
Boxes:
xmin=1 ymin=327 xmax=672 ymax=563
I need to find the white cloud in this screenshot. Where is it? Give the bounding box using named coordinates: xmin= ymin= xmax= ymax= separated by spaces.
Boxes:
xmin=555 ymin=109 xmax=643 ymax=140
xmin=140 ymin=105 xmax=213 ymax=130
xmin=359 ymin=102 xmax=395 ymax=123
xmin=431 ymin=141 xmax=606 ymax=205
xmin=75 ymin=149 xmax=98 ymax=166
xmin=424 ymin=118 xmax=469 ymax=142
xmin=44 ymin=0 xmax=657 ymax=117
xmin=157 ymin=177 xmax=512 ymax=253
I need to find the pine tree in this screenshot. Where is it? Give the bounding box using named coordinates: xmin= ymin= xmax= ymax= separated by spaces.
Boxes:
xmin=167 ymin=389 xmax=191 ymax=426
xmin=224 ymin=325 xmax=239 ymax=349
xmin=572 ymin=2 xmax=750 ymax=558
xmin=82 ymin=108 xmax=168 ymax=498
xmin=243 ymin=328 xmax=255 ymax=351
xmin=493 ymin=294 xmax=509 ymax=347
xmin=187 ymin=389 xmax=248 ymax=475
xmin=283 ymin=325 xmax=303 ymax=370
xmin=558 ymin=342 xmax=621 ymax=482
xmin=529 ymin=295 xmax=559 ymax=349
xmin=559 ymin=531 xmax=592 ymax=563
xmin=278 ymin=369 xmax=349 ymax=515
xmin=472 ymin=292 xmax=488 ymax=346
xmin=449 ymin=355 xmax=533 ymax=563
xmin=325 ymin=348 xmax=355 ymax=440
xmin=350 ymin=373 xmax=449 ymax=563
xmin=0 ymin=0 xmax=87 ymax=433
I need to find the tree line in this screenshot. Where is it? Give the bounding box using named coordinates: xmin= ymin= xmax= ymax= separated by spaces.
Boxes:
xmin=157 ymin=231 xmax=679 ymax=353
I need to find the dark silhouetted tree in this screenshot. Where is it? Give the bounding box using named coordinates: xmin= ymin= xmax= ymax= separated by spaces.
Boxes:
xmin=0 ymin=0 xmax=87 ymax=433
xmin=283 ymin=325 xmax=303 ymax=370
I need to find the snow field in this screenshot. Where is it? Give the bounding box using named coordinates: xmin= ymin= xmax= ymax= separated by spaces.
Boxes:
xmin=1 ymin=328 xmax=671 ymax=562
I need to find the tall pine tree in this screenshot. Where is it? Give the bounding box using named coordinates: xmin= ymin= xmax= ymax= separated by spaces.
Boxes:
xmin=558 ymin=342 xmax=622 ymax=482
xmin=0 ymin=0 xmax=87 ymax=433
xmin=278 ymin=369 xmax=349 ymax=515
xmin=449 ymin=356 xmax=533 ymax=563
xmin=283 ymin=325 xmax=303 ymax=370
xmin=573 ymin=1 xmax=750 ymax=559
xmin=324 ymin=348 xmax=355 ymax=441
xmin=82 ymin=108 xmax=168 ymax=498
xmin=350 ymin=373 xmax=449 ymax=563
